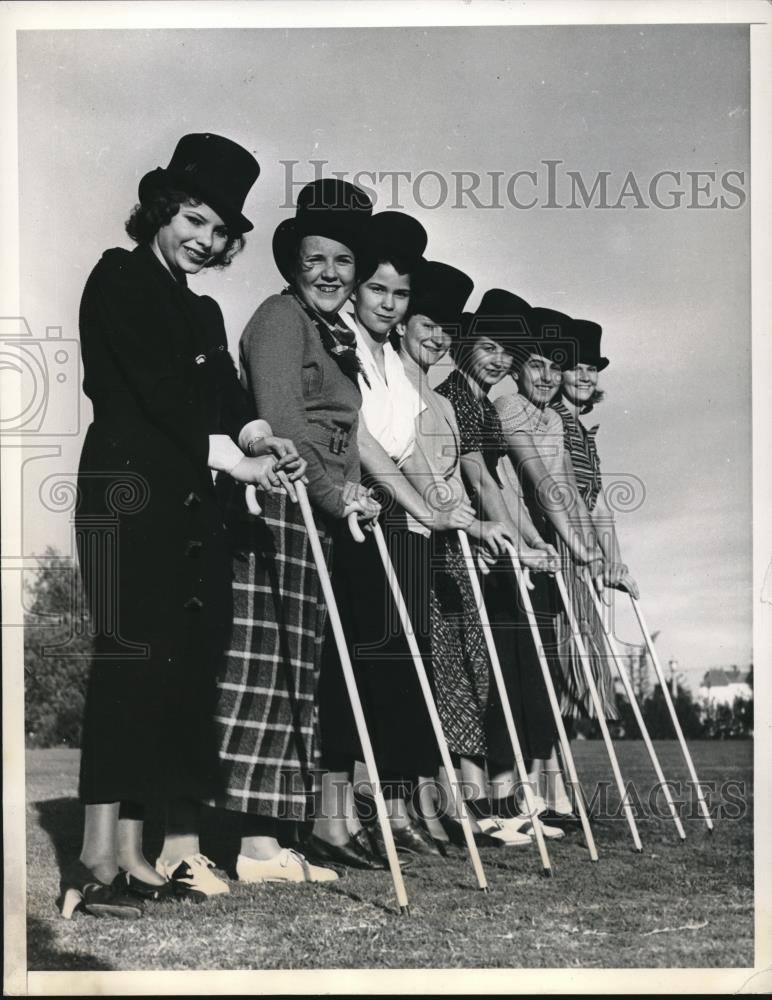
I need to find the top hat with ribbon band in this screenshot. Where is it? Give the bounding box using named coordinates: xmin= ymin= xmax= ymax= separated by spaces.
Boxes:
xmin=272 ymin=178 xmax=374 ymax=283
xmin=138 ymin=133 xmax=260 ymax=235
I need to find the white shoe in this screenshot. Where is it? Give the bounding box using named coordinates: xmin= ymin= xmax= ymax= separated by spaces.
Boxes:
xmin=516 ymin=790 xmax=548 ymax=817
xmin=543 ymin=795 xmax=575 ymax=816
xmin=498 ymin=816 xmax=565 ymax=841
xmin=155 ymin=853 xmax=230 ymax=896
xmin=476 ymin=817 xmax=532 ymax=847
xmin=236 ymin=849 xmax=339 ymax=884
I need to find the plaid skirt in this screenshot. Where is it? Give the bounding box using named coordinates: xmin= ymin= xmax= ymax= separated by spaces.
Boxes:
xmin=211 ymin=486 xmax=331 ymax=820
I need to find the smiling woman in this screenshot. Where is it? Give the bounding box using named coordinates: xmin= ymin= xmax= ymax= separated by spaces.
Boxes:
xmin=208 ymin=178 xmax=386 ymax=883
xmin=68 ymin=133 xmax=269 ymax=919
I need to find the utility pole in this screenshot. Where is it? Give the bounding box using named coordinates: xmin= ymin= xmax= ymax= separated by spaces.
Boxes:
xmin=668 ymin=657 xmax=679 ymax=698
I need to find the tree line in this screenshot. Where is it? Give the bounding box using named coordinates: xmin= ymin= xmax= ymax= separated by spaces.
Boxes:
xmin=23 ymin=551 xmax=753 ymax=748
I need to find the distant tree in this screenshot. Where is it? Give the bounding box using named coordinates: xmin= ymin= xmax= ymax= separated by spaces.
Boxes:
xmin=641 ymin=683 xmax=704 ymax=739
xmin=733 ymin=695 xmax=753 ymax=736
xmin=24 ymin=548 xmax=91 ymax=748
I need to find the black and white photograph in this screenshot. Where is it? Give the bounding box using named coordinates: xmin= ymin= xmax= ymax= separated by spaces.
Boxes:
xmin=1 ymin=0 xmax=770 ymax=994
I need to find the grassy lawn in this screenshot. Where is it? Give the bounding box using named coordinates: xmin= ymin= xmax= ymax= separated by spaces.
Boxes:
xmin=25 ymin=741 xmax=752 ymax=971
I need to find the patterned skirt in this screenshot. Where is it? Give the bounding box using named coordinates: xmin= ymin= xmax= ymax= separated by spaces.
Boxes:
xmin=428 ymin=532 xmax=489 ymax=757
xmin=552 ymin=534 xmax=619 ymax=720
xmin=211 ymin=486 xmax=331 ymax=820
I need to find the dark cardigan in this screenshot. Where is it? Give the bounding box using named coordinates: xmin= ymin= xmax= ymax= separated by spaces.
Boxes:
xmin=238 ymin=293 xmax=362 ymax=521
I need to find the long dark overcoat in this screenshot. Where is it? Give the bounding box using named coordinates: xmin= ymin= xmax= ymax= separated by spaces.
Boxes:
xmin=75 ymin=243 xmax=251 ymax=805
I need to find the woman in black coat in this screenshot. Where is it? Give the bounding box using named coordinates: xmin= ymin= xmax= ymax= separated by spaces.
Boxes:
xmin=63 ymin=134 xmax=299 ymax=918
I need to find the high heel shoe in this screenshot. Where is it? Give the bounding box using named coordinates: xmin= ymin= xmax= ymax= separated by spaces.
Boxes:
xmin=438 ymin=814 xmax=506 ymax=850
xmin=57 ymin=861 xmax=144 ymax=920
xmin=112 ymin=871 xmax=206 ymax=903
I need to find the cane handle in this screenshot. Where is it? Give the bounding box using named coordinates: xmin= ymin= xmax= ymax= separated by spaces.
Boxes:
xmin=245 ymin=484 xmax=262 ymax=516
xmin=348 ymin=512 xmax=366 ymax=543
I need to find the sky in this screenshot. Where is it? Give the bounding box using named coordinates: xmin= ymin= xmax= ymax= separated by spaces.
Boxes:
xmin=13 ymin=23 xmax=750 ymax=691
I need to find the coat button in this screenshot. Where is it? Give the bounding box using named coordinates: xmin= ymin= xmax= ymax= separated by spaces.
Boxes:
xmin=185 ymin=540 xmax=204 ymax=557
xmin=184 ymin=597 xmax=204 ymax=610
xmin=184 ymin=492 xmax=201 ymax=507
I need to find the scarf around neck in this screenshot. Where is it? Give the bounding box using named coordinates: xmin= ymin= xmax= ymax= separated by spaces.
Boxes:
xmin=284 ymin=288 xmax=369 ymax=389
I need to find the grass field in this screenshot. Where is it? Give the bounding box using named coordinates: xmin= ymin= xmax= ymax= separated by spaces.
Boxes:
xmin=25 ymin=741 xmax=752 ymax=971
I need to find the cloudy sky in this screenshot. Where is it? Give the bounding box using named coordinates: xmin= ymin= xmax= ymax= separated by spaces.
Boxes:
xmin=15 ymin=23 xmax=750 ymax=691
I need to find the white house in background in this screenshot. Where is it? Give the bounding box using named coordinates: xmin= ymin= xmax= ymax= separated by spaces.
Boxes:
xmin=698 ymin=666 xmax=752 ymax=707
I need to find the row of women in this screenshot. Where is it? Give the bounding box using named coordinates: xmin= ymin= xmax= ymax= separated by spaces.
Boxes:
xmin=62 ymin=132 xmax=638 ymax=918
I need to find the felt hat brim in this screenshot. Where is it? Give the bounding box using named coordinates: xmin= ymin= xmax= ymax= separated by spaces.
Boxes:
xmin=138 ymin=166 xmax=254 ymax=234
xmin=271 ymin=214 xmax=368 ymax=284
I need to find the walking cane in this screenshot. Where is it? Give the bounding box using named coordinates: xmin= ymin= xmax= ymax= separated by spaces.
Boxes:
xmin=553 ymin=568 xmax=644 ymax=852
xmin=364 ymin=519 xmax=488 ymax=892
xmin=294 ymin=482 xmax=410 ymax=915
xmin=581 ymin=570 xmax=686 ymax=841
xmin=630 ymin=596 xmax=714 ymax=832
xmin=456 ymin=530 xmax=553 ymax=876
xmin=502 ymin=542 xmax=599 ymax=862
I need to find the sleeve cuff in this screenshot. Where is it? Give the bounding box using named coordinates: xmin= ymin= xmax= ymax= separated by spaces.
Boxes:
xmin=238 ymin=418 xmax=273 ymax=453
xmin=208 ymin=434 xmax=245 ymax=473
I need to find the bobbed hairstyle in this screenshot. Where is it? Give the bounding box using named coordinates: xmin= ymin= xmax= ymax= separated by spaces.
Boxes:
xmin=125 ymin=186 xmax=245 ymax=268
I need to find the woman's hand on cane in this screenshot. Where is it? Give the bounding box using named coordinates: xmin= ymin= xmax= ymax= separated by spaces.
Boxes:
xmin=604 ymin=562 xmax=640 ymax=600
xmin=342 ymin=481 xmax=381 ymax=529
xmin=518 ymin=544 xmax=558 ymax=575
xmin=229 ymin=454 xmax=281 ymax=491
xmin=431 ymin=499 xmax=476 ymax=533
xmin=250 ymin=434 xmax=308 ymax=481
xmin=476 ymin=520 xmax=516 ymax=557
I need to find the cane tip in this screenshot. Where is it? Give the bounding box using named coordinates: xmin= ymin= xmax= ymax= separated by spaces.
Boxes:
xmin=707 ymin=825 xmax=715 ymax=835
xmin=541 ymin=867 xmax=553 ymax=879
xmin=400 ymin=904 xmax=411 ymax=917
xmin=480 ymin=886 xmax=490 ymax=894
xmin=634 ymin=847 xmax=644 ymax=854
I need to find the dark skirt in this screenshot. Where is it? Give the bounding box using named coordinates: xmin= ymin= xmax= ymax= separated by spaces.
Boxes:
xmin=76 ymin=431 xmax=231 ymax=806
xmin=211 ymin=487 xmax=331 ymax=821
xmin=481 ymin=562 xmax=557 ymax=765
xmin=317 ymin=514 xmax=441 ymax=782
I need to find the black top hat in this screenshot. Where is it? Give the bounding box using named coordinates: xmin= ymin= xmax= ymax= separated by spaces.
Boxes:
xmin=408 ymin=261 xmax=474 ymax=328
xmin=464 ymin=288 xmax=533 ymax=341
xmin=138 ymin=133 xmax=260 ymax=235
xmin=359 ymin=211 xmax=428 ymax=281
xmin=527 ymin=306 xmax=579 ymax=370
xmin=272 ymin=178 xmax=374 ymax=283
xmin=569 ymin=318 xmax=609 ymax=371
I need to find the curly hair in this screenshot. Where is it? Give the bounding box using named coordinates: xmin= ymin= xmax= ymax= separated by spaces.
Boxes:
xmin=579 ymin=387 xmax=605 ymax=414
xmin=125 ymin=187 xmax=245 ymax=268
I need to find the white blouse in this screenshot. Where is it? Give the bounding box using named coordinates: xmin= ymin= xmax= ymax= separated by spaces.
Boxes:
xmin=341 ymin=309 xmax=425 ymax=468
xmin=342 ymin=308 xmax=429 ymax=536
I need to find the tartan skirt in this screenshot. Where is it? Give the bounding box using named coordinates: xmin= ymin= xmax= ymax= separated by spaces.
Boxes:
xmin=211 ymin=486 xmax=331 ymax=820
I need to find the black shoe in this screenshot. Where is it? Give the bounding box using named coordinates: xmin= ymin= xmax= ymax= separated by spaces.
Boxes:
xmin=365 ymin=826 xmax=415 ymax=869
xmin=303 ymin=833 xmax=387 ymax=871
xmin=539 ymin=809 xmax=583 ymax=827
xmin=439 ymin=814 xmax=506 ymax=850
xmin=58 ymin=861 xmax=144 ymax=920
xmin=389 ymin=821 xmax=444 ymax=859
xmin=112 ymin=871 xmax=206 ymax=903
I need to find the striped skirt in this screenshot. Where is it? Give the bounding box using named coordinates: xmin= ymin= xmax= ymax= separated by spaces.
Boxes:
xmin=552 ymin=534 xmax=619 ymax=720
xmin=211 ymin=486 xmax=331 ymax=820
